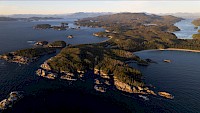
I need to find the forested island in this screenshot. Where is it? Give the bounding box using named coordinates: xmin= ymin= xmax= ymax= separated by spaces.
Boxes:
xmin=0 ymin=41 xmax=66 ymax=64
xmin=35 ymin=13 xmax=196 ymax=98
xmin=34 ymin=23 xmax=69 ymax=30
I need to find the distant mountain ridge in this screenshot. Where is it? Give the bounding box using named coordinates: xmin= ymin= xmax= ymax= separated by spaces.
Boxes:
xmin=160 ymin=12 xmax=200 ymax=19
xmin=0 ymin=17 xmax=62 ymax=21
xmin=1 ymin=12 xmax=113 ymax=19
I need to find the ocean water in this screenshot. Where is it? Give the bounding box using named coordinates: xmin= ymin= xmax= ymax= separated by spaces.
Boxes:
xmin=173 ymin=19 xmax=199 ymax=39
xmin=0 ymin=19 xmax=106 ymax=54
xmin=133 ymin=50 xmax=200 ymax=113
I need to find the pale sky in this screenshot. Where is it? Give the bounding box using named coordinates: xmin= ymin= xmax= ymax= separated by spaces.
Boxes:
xmin=0 ymin=1 xmax=200 ymax=15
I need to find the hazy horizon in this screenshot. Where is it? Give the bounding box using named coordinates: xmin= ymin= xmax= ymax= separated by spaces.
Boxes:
xmin=0 ymin=1 xmax=200 ymax=15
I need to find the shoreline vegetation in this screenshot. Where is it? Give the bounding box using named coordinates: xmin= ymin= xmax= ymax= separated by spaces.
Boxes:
xmin=192 ymin=18 xmax=200 ymax=39
xmin=135 ymin=48 xmax=200 ymax=53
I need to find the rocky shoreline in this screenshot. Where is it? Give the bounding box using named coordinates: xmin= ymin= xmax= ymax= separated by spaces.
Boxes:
xmin=0 ymin=91 xmax=23 ymax=111
xmin=35 ymin=62 xmax=173 ymax=99
xmin=0 ymin=48 xmax=56 ymax=64
xmin=160 ymin=48 xmax=200 ymax=53
xmin=0 ymin=53 xmax=37 ymax=64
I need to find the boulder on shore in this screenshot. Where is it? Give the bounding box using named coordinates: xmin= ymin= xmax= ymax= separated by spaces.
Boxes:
xmin=67 ymin=35 xmax=73 ymax=39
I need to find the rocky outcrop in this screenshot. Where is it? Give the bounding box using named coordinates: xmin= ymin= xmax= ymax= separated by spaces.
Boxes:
xmin=67 ymin=35 xmax=73 ymax=38
xmin=0 ymin=54 xmax=37 ymax=64
xmin=114 ymin=78 xmax=135 ymax=93
xmin=77 ymin=70 xmax=84 ymax=74
xmin=94 ymin=85 xmax=106 ymax=93
xmin=163 ymin=59 xmax=171 ymax=63
xmin=114 ymin=78 xmax=156 ymax=95
xmin=60 ymin=75 xmax=77 ymax=81
xmin=105 ymin=30 xmax=110 ymax=33
xmin=46 ymin=73 xmax=57 ymax=79
xmin=36 ymin=69 xmax=57 ymax=79
xmin=0 ymin=91 xmax=23 ymax=110
xmin=34 ymin=41 xmax=48 ymax=46
xmin=60 ymin=73 xmax=77 ymax=81
xmin=158 ymin=92 xmax=174 ymax=99
xmin=77 ymin=70 xmax=85 ymax=78
xmin=40 ymin=62 xmax=51 ymax=71
xmin=94 ymin=69 xmax=110 ymax=79
xmin=95 ymin=79 xmax=101 ymax=85
xmin=93 ymin=33 xmax=99 ymax=37
xmin=94 ymin=68 xmax=100 ymax=75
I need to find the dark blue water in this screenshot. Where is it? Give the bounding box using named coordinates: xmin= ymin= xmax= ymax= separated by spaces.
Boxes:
xmin=0 ymin=19 xmax=106 ymax=54
xmin=133 ymin=50 xmax=200 ymax=113
xmin=173 ymin=19 xmax=199 ymax=39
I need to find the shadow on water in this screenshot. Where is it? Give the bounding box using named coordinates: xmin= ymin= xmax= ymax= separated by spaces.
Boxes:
xmin=2 ymin=70 xmax=130 ymax=113
xmin=0 ymin=51 xmax=58 ymax=99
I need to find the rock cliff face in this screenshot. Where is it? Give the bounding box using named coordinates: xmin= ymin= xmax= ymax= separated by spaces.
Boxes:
xmin=114 ymin=78 xmax=134 ymax=93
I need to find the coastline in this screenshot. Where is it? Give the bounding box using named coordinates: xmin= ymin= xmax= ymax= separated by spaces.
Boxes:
xmin=159 ymin=48 xmax=200 ymax=53
xmin=135 ymin=48 xmax=200 ymax=53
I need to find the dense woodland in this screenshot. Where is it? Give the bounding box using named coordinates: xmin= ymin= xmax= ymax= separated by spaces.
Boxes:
xmin=13 ymin=48 xmax=56 ymax=58
xmin=47 ymin=13 xmax=191 ymax=86
xmin=48 ymin=41 xmax=66 ymax=48
xmin=191 ymin=18 xmax=200 ymax=39
xmin=76 ymin=13 xmax=200 ymax=51
xmin=47 ymin=44 xmax=143 ymax=86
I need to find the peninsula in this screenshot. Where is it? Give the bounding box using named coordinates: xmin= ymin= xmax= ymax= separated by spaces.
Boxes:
xmin=0 ymin=41 xmax=66 ymax=64
xmin=36 ymin=13 xmax=194 ymax=98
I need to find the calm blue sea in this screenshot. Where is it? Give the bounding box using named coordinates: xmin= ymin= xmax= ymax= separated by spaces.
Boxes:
xmin=173 ymin=19 xmax=199 ymax=39
xmin=133 ymin=50 xmax=200 ymax=113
